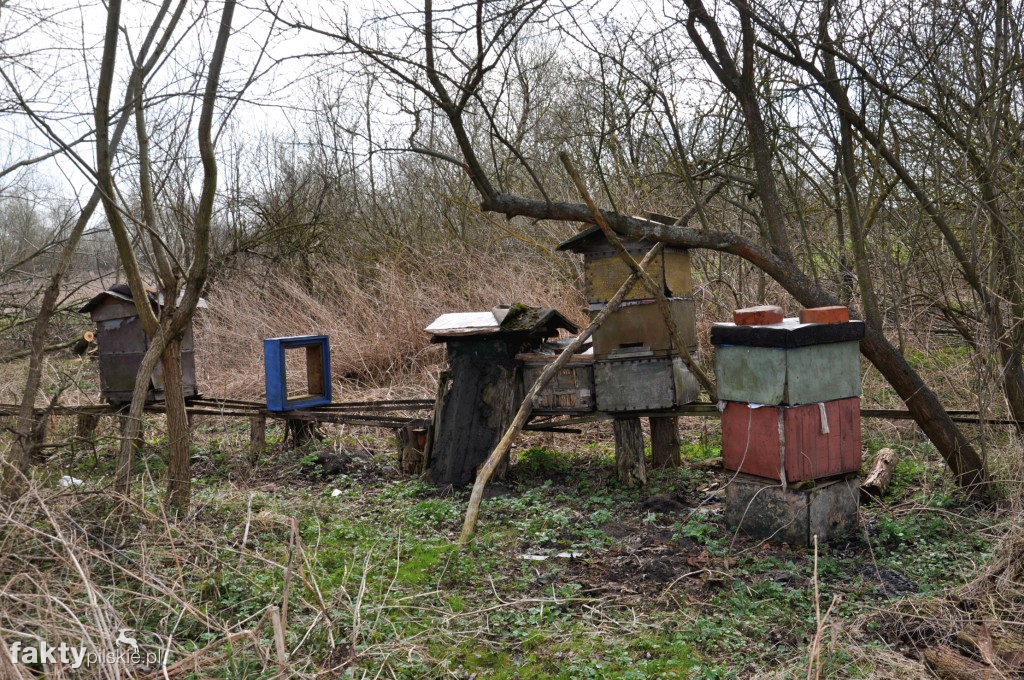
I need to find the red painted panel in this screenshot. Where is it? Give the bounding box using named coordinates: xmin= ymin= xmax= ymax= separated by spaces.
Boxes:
xmin=721 ymin=402 xmax=783 ymax=479
xmin=722 ymin=398 xmax=861 ymax=482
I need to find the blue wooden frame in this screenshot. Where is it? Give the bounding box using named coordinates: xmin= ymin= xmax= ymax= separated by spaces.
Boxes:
xmin=264 ymin=335 xmax=332 ymax=411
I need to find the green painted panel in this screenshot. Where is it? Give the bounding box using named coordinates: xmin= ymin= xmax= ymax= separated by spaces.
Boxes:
xmin=785 ymin=342 xmax=861 ymax=405
xmin=715 ymin=346 xmax=787 ymax=404
xmin=715 ymin=341 xmax=860 ymax=405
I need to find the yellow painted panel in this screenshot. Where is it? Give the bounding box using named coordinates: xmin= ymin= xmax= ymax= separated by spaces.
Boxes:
xmin=663 ymin=250 xmax=692 ymax=297
xmin=585 ymin=252 xmax=664 ymax=303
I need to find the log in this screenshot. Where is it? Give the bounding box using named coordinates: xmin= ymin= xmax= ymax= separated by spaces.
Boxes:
xmin=3 ymin=337 xmax=82 ymax=363
xmin=861 ymin=447 xmax=899 ymax=501
xmin=650 ymin=416 xmax=681 ymax=469
xmin=923 ymin=645 xmax=992 ymax=679
xmin=614 ymin=417 xmax=647 ymax=486
xmin=72 ymin=331 xmax=95 ymax=356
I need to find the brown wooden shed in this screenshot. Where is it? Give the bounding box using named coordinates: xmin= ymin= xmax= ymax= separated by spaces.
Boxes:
xmin=80 ymin=284 xmax=200 ymax=404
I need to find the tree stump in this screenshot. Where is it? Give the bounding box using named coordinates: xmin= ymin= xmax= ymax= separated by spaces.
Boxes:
xmin=650 ymin=416 xmax=681 ymax=468
xmin=613 ymin=417 xmax=647 ymax=486
xmin=76 ymin=413 xmax=100 ymax=440
xmin=287 ymin=418 xmax=324 ymax=447
xmin=398 ymin=419 xmax=431 ymax=474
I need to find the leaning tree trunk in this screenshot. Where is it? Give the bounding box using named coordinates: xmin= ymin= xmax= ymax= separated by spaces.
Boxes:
xmin=162 ymin=335 xmax=191 ymax=515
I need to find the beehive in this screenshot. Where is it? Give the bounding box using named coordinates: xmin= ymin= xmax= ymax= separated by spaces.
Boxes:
xmin=720 ymin=398 xmax=861 ymax=483
xmin=557 ymin=224 xmax=699 ymax=410
xmin=80 ymin=285 xmax=199 ymax=404
xmin=713 ymin=315 xmax=865 ymax=479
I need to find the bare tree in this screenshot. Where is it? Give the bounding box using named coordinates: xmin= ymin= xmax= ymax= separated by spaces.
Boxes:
xmin=92 ymin=0 xmax=236 ymax=513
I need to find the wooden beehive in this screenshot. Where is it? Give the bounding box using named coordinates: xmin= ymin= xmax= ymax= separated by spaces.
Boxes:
xmin=720 ymin=398 xmax=862 ymax=483
xmin=558 ymin=224 xmax=699 ymax=410
xmin=712 ymin=319 xmax=865 ymax=405
xmin=589 ymin=298 xmax=696 ymax=358
xmin=518 ymin=353 xmax=594 ymax=413
xmin=594 ymin=356 xmax=699 ymax=412
xmin=426 ymin=305 xmax=578 ymax=487
xmin=557 ymin=226 xmax=692 ymax=305
xmin=80 ymin=285 xmax=199 ymax=405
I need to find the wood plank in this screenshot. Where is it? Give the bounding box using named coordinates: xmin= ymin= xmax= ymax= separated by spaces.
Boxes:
xmin=662 ymin=249 xmax=692 ymax=297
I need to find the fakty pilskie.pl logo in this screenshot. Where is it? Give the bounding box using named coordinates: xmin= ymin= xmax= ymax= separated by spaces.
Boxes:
xmin=8 ymin=629 xmax=158 ymax=669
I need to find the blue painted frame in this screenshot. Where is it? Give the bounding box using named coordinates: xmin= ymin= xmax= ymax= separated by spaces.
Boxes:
xmin=264 ymin=335 xmax=332 ymax=411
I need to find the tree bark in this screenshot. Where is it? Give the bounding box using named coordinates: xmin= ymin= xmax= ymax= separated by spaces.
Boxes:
xmin=162 ymin=336 xmax=191 ymax=515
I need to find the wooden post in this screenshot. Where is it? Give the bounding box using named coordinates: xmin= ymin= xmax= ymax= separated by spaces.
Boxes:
xmin=650 ymin=416 xmax=681 ymax=469
xmin=287 ymin=418 xmax=324 ymax=447
xmin=249 ymin=415 xmax=266 ymax=465
xmin=76 ymin=413 xmax=100 ymax=441
xmin=613 ymin=417 xmax=647 ymax=487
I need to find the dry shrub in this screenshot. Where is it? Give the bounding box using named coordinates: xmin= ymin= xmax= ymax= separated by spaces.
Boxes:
xmin=196 ymin=248 xmax=585 ymax=400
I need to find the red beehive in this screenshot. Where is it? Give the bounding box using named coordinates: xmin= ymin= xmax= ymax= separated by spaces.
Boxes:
xmin=721 ymin=398 xmax=862 ymax=483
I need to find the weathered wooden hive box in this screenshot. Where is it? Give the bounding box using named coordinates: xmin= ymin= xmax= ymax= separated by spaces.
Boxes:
xmin=557 ymin=224 xmax=699 ymax=412
xmin=426 ymin=305 xmax=578 ymax=487
xmin=518 ymin=351 xmax=594 ymax=414
xmin=80 ymin=284 xmax=199 ymax=404
xmin=712 ymin=316 xmax=865 ymax=483
xmin=558 ymin=225 xmax=696 ymax=359
xmin=725 ymin=474 xmax=860 ymax=546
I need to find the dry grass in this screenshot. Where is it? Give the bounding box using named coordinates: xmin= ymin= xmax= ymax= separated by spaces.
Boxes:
xmin=196 ymin=248 xmax=586 ymax=400
xmin=0 ymin=477 xmax=294 ymax=678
